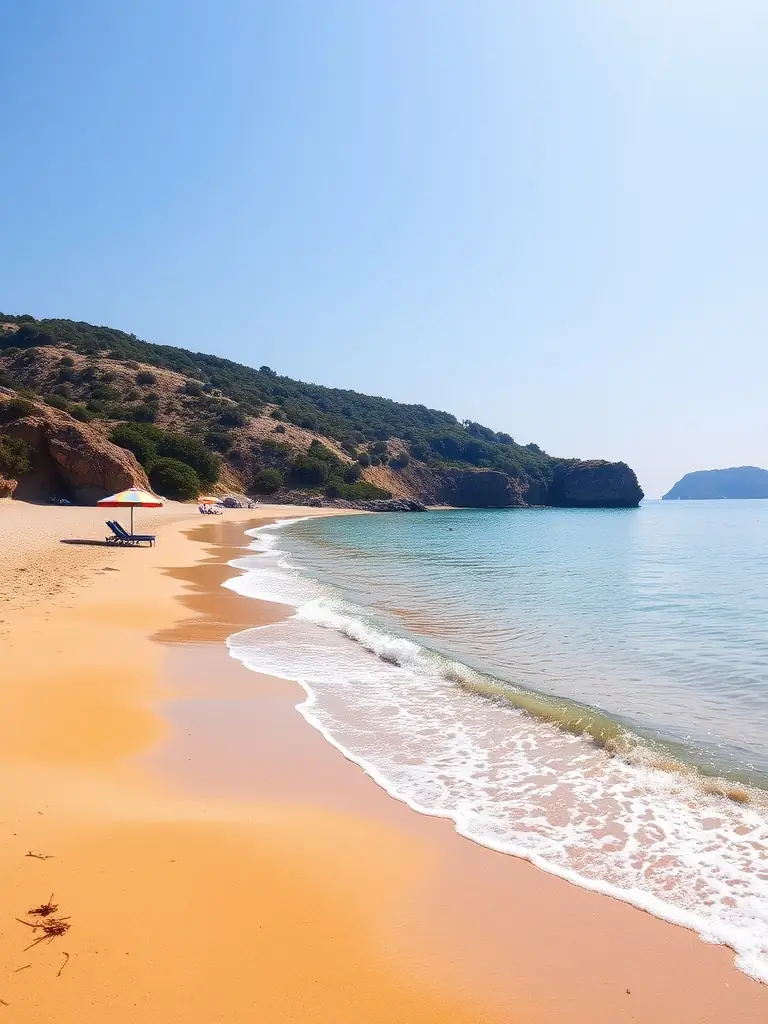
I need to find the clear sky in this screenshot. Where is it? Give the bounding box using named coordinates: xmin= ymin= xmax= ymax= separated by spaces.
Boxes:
xmin=2 ymin=1 xmax=767 ymax=497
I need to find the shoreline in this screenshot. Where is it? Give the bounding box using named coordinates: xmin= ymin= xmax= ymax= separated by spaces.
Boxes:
xmin=1 ymin=503 xmax=766 ymax=1021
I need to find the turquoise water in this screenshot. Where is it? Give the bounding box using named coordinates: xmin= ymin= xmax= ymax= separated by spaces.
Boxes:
xmin=280 ymin=501 xmax=768 ymax=783
xmin=225 ymin=501 xmax=768 ymax=981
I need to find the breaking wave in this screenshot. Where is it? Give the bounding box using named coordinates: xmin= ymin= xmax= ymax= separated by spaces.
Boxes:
xmin=224 ymin=518 xmax=768 ymax=983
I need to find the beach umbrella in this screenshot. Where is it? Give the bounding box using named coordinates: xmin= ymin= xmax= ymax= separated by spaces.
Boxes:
xmin=199 ymin=495 xmax=222 ymax=505
xmin=97 ymin=487 xmax=163 ymax=535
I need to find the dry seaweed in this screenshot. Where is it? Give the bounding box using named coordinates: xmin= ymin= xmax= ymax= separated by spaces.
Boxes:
xmin=28 ymin=894 xmax=58 ymax=918
xmin=16 ymin=916 xmax=71 ymax=951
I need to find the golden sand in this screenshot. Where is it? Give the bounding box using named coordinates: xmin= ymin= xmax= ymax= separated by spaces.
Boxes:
xmin=0 ymin=501 xmax=766 ymax=1022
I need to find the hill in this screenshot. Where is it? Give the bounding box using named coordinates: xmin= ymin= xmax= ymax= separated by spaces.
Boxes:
xmin=663 ymin=467 xmax=768 ymax=501
xmin=0 ymin=314 xmax=643 ymax=508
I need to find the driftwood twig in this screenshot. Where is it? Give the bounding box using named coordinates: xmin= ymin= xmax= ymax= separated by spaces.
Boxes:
xmin=57 ymin=952 xmax=70 ymax=977
xmin=25 ymin=851 xmax=54 ymax=861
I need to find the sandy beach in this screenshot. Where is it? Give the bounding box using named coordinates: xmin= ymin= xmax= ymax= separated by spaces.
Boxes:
xmin=1 ymin=501 xmax=767 ymax=1022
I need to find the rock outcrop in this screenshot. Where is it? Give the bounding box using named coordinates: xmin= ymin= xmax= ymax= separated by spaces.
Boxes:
xmin=546 ymin=460 xmax=643 ymax=508
xmin=438 ymin=469 xmax=528 ymax=508
xmin=265 ymin=491 xmax=427 ymax=512
xmin=0 ymin=474 xmax=17 ymax=498
xmin=0 ymin=395 xmax=150 ymax=502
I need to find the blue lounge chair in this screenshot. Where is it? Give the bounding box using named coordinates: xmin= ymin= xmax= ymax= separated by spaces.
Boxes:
xmin=105 ymin=520 xmax=127 ymax=544
xmin=107 ymin=521 xmax=156 ymax=547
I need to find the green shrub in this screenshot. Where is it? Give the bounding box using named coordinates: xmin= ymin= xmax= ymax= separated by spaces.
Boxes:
xmin=70 ymin=404 xmax=93 ymax=422
xmin=0 ymin=396 xmax=35 ymax=421
xmin=111 ymin=422 xmax=220 ymax=485
xmin=343 ymin=481 xmax=392 ymax=500
xmin=0 ymin=435 xmax=33 ymax=476
xmin=110 ymin=423 xmax=158 ymax=470
xmin=290 ymin=455 xmax=328 ymax=487
xmin=130 ymin=402 xmax=158 ymax=423
xmin=357 ymin=452 xmax=371 ymax=467
xmin=136 ymin=370 xmax=157 ymax=385
xmin=343 ymin=463 xmax=362 ymax=483
xmin=10 ymin=324 xmax=56 ymax=348
xmin=371 ymin=441 xmax=388 ymax=456
xmin=124 ymin=389 xmax=140 ymax=401
xmin=45 ymin=395 xmax=70 ymax=411
xmin=262 ymin=438 xmax=290 ymax=455
xmin=59 ymin=356 xmax=75 ymax=368
xmin=253 ymin=467 xmax=283 ymax=493
xmin=273 ymin=424 xmax=286 ymax=434
xmin=390 ymin=452 xmax=410 ymax=469
xmin=183 ymin=380 xmax=203 ymax=397
xmin=205 ymin=429 xmax=233 ymax=453
xmin=155 ymin=432 xmax=219 ymax=485
xmin=269 ymin=408 xmax=285 ymax=420
xmin=91 ymin=382 xmax=119 ymax=401
xmin=370 ymin=454 xmax=381 ymax=467
xmin=150 ymin=457 xmax=200 ymax=500
xmin=218 ymin=406 xmax=246 ymax=427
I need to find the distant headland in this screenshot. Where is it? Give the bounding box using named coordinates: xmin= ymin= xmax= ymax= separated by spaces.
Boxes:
xmin=0 ymin=314 xmax=643 ymax=509
xmin=663 ymin=467 xmax=768 ymax=500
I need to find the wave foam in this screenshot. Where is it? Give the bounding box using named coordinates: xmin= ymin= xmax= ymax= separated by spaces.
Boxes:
xmin=223 ymin=519 xmax=768 ymax=984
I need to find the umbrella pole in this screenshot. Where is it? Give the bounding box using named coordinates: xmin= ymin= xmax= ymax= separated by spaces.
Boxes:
xmin=131 ymin=506 xmax=134 ymax=536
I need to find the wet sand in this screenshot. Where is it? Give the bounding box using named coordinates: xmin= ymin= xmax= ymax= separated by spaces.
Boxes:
xmin=1 ymin=504 xmax=766 ymax=1021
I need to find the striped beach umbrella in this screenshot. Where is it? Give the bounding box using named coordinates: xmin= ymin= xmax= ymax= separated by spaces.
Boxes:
xmin=97 ymin=487 xmax=163 ymax=534
xmin=199 ymin=495 xmax=222 ymax=504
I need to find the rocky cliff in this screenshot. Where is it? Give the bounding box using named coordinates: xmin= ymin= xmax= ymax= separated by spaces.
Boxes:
xmin=437 ymin=469 xmax=528 ymax=508
xmin=0 ymin=391 xmax=150 ymax=502
xmin=0 ymin=318 xmax=646 ymax=510
xmin=546 ymin=461 xmax=643 ymax=508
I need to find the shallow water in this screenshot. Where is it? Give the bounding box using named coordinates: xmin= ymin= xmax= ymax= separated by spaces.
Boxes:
xmin=224 ymin=502 xmax=768 ymax=982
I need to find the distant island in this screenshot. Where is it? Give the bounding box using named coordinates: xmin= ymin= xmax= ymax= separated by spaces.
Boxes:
xmin=663 ymin=467 xmax=768 ymax=500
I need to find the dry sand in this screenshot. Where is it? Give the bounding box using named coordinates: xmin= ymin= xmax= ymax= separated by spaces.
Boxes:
xmin=0 ymin=501 xmax=766 ymax=1022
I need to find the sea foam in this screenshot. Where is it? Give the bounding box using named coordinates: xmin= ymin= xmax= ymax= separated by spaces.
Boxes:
xmin=225 ymin=519 xmax=768 ymax=983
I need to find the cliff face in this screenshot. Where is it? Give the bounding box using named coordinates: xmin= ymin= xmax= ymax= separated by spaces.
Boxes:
xmin=546 ymin=461 xmax=644 ymax=508
xmin=437 ymin=469 xmax=528 ymax=508
xmin=1 ymin=393 xmax=149 ymax=502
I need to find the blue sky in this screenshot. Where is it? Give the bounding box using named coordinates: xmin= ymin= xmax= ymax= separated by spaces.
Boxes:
xmin=2 ymin=1 xmax=767 ymax=497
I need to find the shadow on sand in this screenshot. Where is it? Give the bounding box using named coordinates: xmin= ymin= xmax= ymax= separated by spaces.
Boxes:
xmin=60 ymin=538 xmax=118 ymax=547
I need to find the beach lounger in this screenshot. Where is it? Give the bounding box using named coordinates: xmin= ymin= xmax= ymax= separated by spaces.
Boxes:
xmin=105 ymin=520 xmax=128 ymax=544
xmin=109 ymin=521 xmax=156 ymax=547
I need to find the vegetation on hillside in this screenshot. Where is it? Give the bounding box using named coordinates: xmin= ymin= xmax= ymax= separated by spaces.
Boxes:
xmin=109 ymin=422 xmax=221 ymax=498
xmin=0 ymin=314 xmax=555 ymax=490
xmin=0 ymin=435 xmax=33 ymax=477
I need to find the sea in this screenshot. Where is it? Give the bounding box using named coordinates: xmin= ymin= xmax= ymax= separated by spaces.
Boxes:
xmin=223 ymin=500 xmax=768 ymax=982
